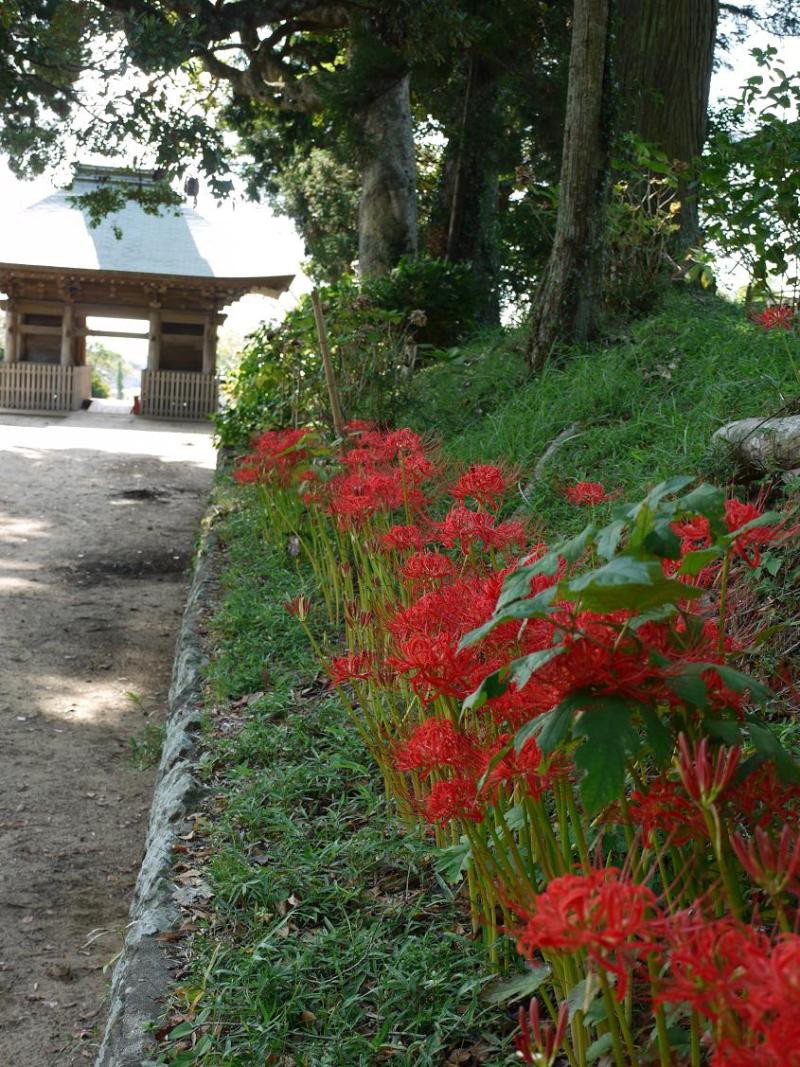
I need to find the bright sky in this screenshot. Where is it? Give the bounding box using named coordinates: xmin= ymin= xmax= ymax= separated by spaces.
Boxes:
xmin=0 ymin=4 xmax=793 ymax=363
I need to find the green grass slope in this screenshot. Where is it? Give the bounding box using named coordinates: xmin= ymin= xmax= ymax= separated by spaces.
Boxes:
xmin=402 ymin=287 xmax=799 ymax=533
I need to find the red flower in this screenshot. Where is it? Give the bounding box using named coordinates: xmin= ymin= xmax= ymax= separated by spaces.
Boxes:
xmin=393 ymin=718 xmax=481 ymax=775
xmin=676 ymin=734 xmax=741 ymax=807
xmin=515 ymin=868 xmax=662 ymax=997
xmin=731 ymin=825 xmax=800 ymax=897
xmin=379 ymin=524 xmax=433 ymax=553
xmin=565 ymin=481 xmax=610 ymax=506
xmin=423 ymin=778 xmax=483 ymax=824
xmin=401 ymin=551 xmax=458 ymax=587
xmin=626 ymin=778 xmax=707 ymax=847
xmin=449 ymin=464 xmax=515 ymax=511
xmin=758 ymin=305 xmax=795 ymax=330
xmin=327 ymin=651 xmax=376 ymax=686
xmin=725 ymin=498 xmax=779 ymax=568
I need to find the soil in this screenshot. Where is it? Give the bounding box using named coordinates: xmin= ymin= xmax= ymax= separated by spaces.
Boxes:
xmin=0 ymin=409 xmax=215 ymax=1066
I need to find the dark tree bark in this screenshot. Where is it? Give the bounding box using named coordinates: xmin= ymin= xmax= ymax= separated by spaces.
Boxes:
xmin=357 ymin=70 xmax=418 ymax=278
xmin=616 ymin=0 xmax=719 ymax=245
xmin=442 ymin=53 xmax=502 ymax=324
xmin=527 ymin=0 xmax=611 ymax=372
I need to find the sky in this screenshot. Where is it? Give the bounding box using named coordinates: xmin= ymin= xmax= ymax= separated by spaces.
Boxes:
xmin=0 ymin=5 xmax=793 ymax=365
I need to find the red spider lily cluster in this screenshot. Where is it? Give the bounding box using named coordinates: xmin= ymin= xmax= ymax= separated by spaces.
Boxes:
xmin=234 ymin=421 xmax=800 ymax=1066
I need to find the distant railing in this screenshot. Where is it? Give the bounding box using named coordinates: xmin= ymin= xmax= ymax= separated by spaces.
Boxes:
xmin=0 ymin=363 xmax=91 ymax=411
xmin=140 ymin=370 xmax=218 ymax=419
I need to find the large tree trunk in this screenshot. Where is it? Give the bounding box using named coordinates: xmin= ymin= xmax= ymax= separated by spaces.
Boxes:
xmin=527 ymin=0 xmax=611 ymax=372
xmin=616 ymin=0 xmax=719 ymax=246
xmin=357 ymin=72 xmax=418 ymax=278
xmin=443 ymin=53 xmax=501 ymax=324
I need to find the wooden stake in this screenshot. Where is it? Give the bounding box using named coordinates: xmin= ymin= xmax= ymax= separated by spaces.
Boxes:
xmin=310 ymin=289 xmax=346 ymax=438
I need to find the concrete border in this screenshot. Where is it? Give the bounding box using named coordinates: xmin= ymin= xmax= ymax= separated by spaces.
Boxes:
xmin=95 ymin=512 xmax=218 ymax=1067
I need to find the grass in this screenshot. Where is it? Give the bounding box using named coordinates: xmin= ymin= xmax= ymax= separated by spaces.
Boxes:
xmin=155 ymin=492 xmax=521 ymax=1067
xmin=402 ymin=287 xmax=800 ymax=535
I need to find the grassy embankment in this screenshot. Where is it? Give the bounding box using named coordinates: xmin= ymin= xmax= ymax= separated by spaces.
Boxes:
xmin=155 ymin=288 xmax=800 ymax=1066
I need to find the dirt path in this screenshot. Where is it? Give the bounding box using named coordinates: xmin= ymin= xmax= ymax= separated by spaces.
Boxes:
xmin=0 ymin=410 xmax=215 ymax=1066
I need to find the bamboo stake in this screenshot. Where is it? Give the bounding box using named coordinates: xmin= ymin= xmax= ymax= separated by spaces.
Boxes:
xmin=310 ymin=289 xmax=346 ymax=438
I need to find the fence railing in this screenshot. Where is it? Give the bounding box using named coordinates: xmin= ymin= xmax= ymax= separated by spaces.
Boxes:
xmin=0 ymin=363 xmax=91 ymax=411
xmin=140 ymin=370 xmax=218 ymax=419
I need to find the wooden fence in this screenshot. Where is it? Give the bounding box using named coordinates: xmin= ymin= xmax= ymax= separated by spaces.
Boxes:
xmin=140 ymin=370 xmax=218 ymax=419
xmin=0 ymin=364 xmax=91 ymax=411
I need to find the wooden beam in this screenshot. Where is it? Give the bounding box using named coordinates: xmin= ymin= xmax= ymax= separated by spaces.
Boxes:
xmin=148 ymin=309 xmax=161 ymax=372
xmin=60 ymin=303 xmax=74 ymax=366
xmin=83 ymin=328 xmax=150 ymax=340
xmin=4 ymin=306 xmax=19 ymax=363
xmin=202 ymin=312 xmax=218 ymax=375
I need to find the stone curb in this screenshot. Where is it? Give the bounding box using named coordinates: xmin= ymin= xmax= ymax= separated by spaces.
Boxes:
xmin=94 ymin=509 xmax=219 ymax=1067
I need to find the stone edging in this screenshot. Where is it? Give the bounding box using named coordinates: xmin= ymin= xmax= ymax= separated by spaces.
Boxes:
xmin=95 ymin=511 xmax=218 ymax=1067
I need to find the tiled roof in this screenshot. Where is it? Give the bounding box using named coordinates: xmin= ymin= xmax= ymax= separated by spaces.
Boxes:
xmin=0 ymin=165 xmax=289 ymax=282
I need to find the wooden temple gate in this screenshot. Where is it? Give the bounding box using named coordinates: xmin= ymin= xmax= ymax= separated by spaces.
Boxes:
xmin=1 ymin=165 xmax=293 ymax=417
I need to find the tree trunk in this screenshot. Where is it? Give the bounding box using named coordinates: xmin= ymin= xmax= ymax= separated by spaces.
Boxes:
xmin=443 ymin=53 xmax=502 ymax=324
xmin=527 ymin=0 xmax=611 ymax=372
xmin=357 ymin=72 xmax=418 ymax=278
xmin=615 ymin=0 xmax=719 ymax=246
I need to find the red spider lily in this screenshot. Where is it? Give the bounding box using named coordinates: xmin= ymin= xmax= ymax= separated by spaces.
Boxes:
xmin=234 ymin=428 xmax=319 ymax=487
xmin=676 ymin=734 xmax=741 ymax=806
xmin=515 ymin=868 xmax=663 ymax=998
xmin=477 ymin=734 xmax=568 ymax=802
xmin=423 ymin=777 xmax=483 ymax=824
xmin=379 ymin=524 xmax=434 ymax=553
xmin=515 ymin=998 xmax=569 ymax=1067
xmin=327 ymin=651 xmax=377 ymax=686
xmin=726 ymin=762 xmax=800 ymax=830
xmin=437 ymin=505 xmax=529 ymax=555
xmin=393 ymin=718 xmax=481 ymax=775
xmin=731 ymin=825 xmax=800 ymax=897
xmin=657 ymin=913 xmax=770 ymax=1022
xmin=725 ymin=498 xmax=780 ymax=568
xmin=758 ymin=305 xmax=795 ymax=330
xmin=401 ymin=551 xmax=458 ymax=587
xmin=565 ymin=481 xmax=611 ymax=506
xmin=449 ymin=464 xmax=516 ymax=511
xmin=625 ymin=778 xmax=707 ymax=848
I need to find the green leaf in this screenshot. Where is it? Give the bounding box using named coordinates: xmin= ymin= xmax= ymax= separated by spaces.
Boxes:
xmin=745 ymin=719 xmax=800 ymax=784
xmin=587 ymin=1034 xmax=614 ymax=1062
xmin=574 ymin=700 xmax=638 ymax=815
xmin=595 ymin=518 xmax=627 ymax=561
xmin=678 ymin=547 xmax=723 ymax=576
xmin=641 ymin=707 xmax=673 ymax=765
xmin=704 ymin=719 xmax=744 ymax=746
xmin=644 ymin=519 xmax=682 ymax=560
xmin=678 ymin=484 xmax=727 ymax=534
xmin=565 ymin=977 xmax=605 ymax=1021
xmin=435 ymin=838 xmax=471 ymax=883
xmin=519 ymin=694 xmax=578 ymax=755
xmin=563 ymin=556 xmax=703 ymax=612
xmin=497 ymin=525 xmax=595 ymax=607
xmin=168 ymin=1022 xmax=196 ymax=1039
xmin=463 ymin=645 xmax=565 ymax=712
xmin=666 ymin=672 xmax=710 ymax=710
xmin=483 ymin=965 xmax=551 ymax=1005
xmin=459 ymin=587 xmax=557 ymax=649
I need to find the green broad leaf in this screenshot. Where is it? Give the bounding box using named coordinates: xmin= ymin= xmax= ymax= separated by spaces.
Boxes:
xmin=587 ymin=1034 xmax=614 ymax=1063
xmin=595 ymin=518 xmax=627 ymax=561
xmin=475 ymin=738 xmax=514 ymax=793
xmin=459 ymin=587 xmax=557 ymax=649
xmin=704 ymin=719 xmax=745 ymax=745
xmin=721 ymin=509 xmax=783 ymax=547
xmin=516 ymin=695 xmax=577 ymax=755
xmin=629 ymin=603 xmax=677 ymax=630
xmin=706 ymin=663 xmax=772 ymax=704
xmin=678 ymin=484 xmax=727 ymax=534
xmin=563 ymin=556 xmax=703 ymax=612
xmin=745 ymin=719 xmax=800 ymax=784
xmin=641 ymin=707 xmax=673 ymax=765
xmin=168 ymin=1023 xmax=196 ymax=1040
xmin=574 ymin=701 xmax=638 ymax=815
xmin=666 ymin=672 xmax=710 ymax=710
xmin=565 ymin=977 xmax=604 ymax=1021
xmin=678 ymin=547 xmax=722 ymax=576
xmin=482 ymin=965 xmax=551 ymax=1005
xmin=435 ymin=838 xmax=471 ymax=883
xmin=644 ymin=519 xmax=683 ymax=560
xmin=463 ymin=644 xmax=565 ymax=712
xmin=497 ymin=525 xmax=595 ymax=607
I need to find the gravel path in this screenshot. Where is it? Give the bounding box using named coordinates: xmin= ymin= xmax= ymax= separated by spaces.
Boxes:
xmin=0 ymin=409 xmax=215 ymax=1065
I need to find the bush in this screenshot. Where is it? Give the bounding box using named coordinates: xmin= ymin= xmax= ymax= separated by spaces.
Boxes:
xmin=91 ymin=370 xmax=111 ymax=398
xmin=215 ymin=258 xmax=484 ymax=447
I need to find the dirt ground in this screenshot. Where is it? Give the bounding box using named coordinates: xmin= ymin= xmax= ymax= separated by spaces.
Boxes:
xmin=0 ymin=409 xmax=215 ymax=1066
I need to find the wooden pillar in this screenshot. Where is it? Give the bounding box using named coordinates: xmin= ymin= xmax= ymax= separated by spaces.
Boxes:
xmin=147 ymin=309 xmax=161 ymax=371
xmin=4 ymin=305 xmax=19 ymax=363
xmin=202 ymin=312 xmax=217 ymax=375
xmin=60 ymin=303 xmax=74 ymax=366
